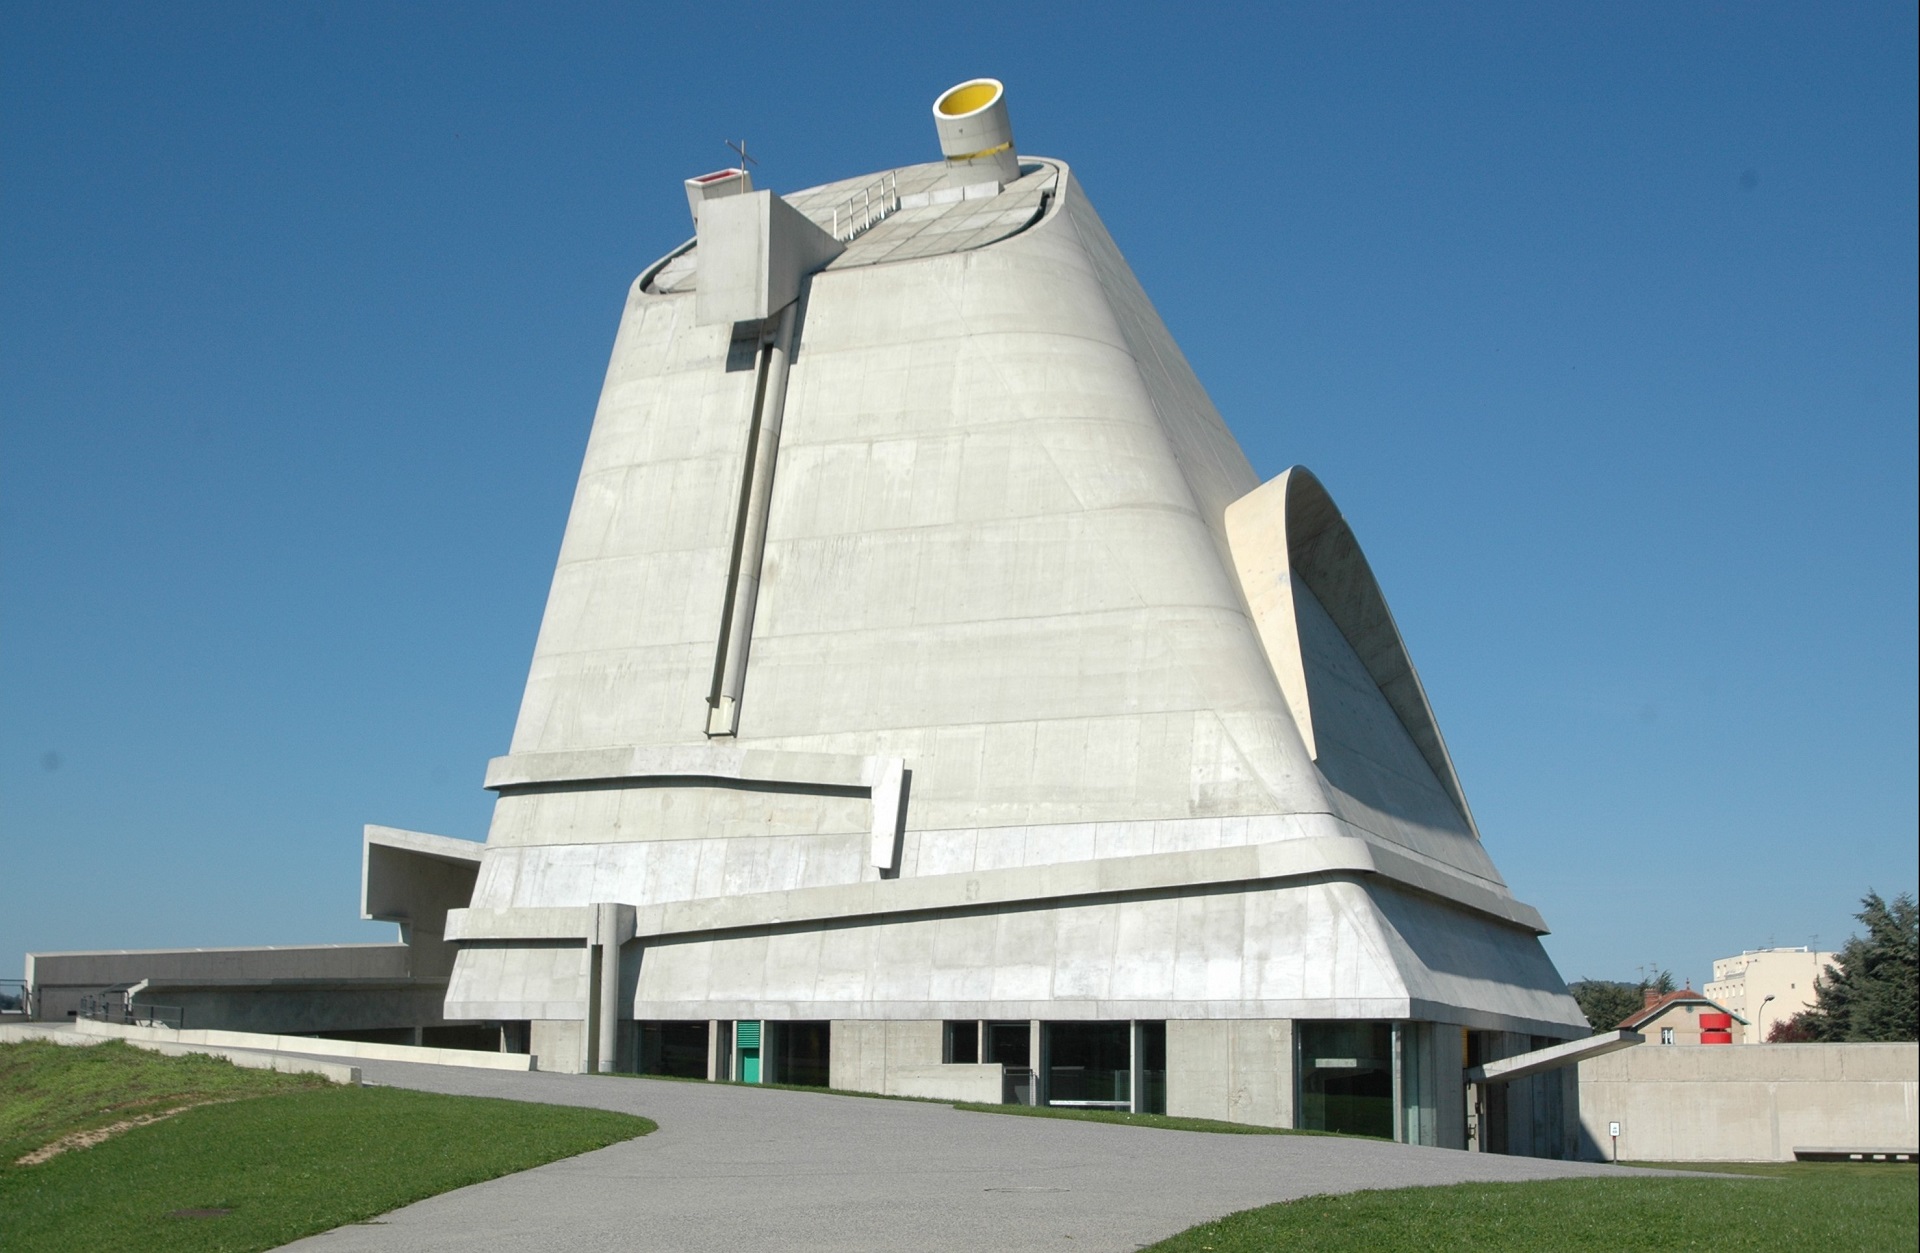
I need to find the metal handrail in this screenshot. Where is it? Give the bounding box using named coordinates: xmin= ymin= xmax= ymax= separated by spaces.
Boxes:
xmin=77 ymin=987 xmax=184 ymax=1030
xmin=829 ymin=172 xmax=901 ymax=243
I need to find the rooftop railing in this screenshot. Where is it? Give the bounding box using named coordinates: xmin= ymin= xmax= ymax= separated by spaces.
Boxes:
xmin=829 ymin=172 xmax=900 ymax=243
xmin=79 ymin=986 xmax=185 ymax=1031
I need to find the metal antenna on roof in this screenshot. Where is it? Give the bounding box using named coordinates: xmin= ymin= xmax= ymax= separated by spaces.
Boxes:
xmin=726 ymin=139 xmax=758 ymax=180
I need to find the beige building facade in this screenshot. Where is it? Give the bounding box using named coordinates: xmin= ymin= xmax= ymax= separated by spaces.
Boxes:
xmin=1705 ymin=947 xmax=1837 ymax=1042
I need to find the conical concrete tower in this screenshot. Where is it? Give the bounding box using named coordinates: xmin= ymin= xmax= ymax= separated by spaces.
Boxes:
xmin=442 ymin=79 xmax=1586 ymax=1147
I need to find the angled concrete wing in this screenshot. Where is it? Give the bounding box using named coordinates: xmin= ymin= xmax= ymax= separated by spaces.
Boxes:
xmin=1225 ymin=466 xmax=1477 ymax=833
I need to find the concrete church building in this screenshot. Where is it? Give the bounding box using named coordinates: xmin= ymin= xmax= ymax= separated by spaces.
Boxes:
xmin=24 ymin=79 xmax=1592 ymax=1155
xmin=439 ymin=78 xmax=1588 ymax=1146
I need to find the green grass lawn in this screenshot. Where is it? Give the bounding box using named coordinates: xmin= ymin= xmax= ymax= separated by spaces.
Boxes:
xmin=1144 ymin=1160 xmax=1918 ymax=1252
xmin=0 ymin=1040 xmax=654 ymax=1253
xmin=1 ymin=1038 xmax=329 ymax=1165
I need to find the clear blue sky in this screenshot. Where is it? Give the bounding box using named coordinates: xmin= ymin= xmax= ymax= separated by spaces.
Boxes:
xmin=4 ymin=3 xmax=1914 ymax=991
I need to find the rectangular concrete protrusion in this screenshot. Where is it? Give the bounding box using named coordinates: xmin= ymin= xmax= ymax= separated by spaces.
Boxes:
xmin=695 ymin=191 xmax=844 ymax=327
xmin=868 ymin=757 xmax=907 ymax=872
xmin=685 ymin=167 xmax=752 ymax=225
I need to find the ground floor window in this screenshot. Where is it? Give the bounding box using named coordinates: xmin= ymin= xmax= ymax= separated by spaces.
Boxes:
xmin=1137 ymin=1021 xmax=1167 ymax=1115
xmin=1296 ymin=1021 xmax=1394 ymax=1139
xmin=773 ymin=1019 xmax=831 ymax=1088
xmin=985 ymin=1021 xmax=1030 ymax=1067
xmin=943 ymin=1020 xmax=979 ymax=1063
xmin=638 ymin=1021 xmax=709 ymax=1079
xmin=1044 ymin=1022 xmax=1132 ymax=1109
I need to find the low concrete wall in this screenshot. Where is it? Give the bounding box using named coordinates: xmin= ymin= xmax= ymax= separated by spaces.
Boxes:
xmin=531 ymin=1018 xmax=586 ymax=1074
xmin=886 ymin=1063 xmax=1005 ymax=1103
xmin=1 ymin=1023 xmax=361 ymax=1083
xmin=827 ymin=1022 xmax=1007 ymax=1102
xmin=1577 ymin=1042 xmax=1919 ymax=1161
xmin=72 ymin=1018 xmax=535 ymax=1073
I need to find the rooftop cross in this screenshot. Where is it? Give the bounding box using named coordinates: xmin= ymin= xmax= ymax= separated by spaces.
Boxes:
xmin=725 ymin=139 xmax=758 ymax=179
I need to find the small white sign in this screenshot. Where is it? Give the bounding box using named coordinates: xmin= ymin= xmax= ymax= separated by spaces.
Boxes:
xmin=1609 ymin=1121 xmax=1621 ymax=1138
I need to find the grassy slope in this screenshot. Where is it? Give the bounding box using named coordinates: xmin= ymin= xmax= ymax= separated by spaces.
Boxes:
xmin=1145 ymin=1161 xmax=1918 ymax=1252
xmin=0 ymin=1038 xmax=327 ymax=1163
xmin=0 ymin=1041 xmax=654 ymax=1253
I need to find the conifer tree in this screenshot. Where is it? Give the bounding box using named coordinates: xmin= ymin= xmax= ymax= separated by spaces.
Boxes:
xmin=1806 ymin=891 xmax=1919 ymax=1042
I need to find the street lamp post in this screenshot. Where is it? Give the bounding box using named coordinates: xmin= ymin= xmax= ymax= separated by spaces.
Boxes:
xmin=1755 ymin=994 xmax=1776 ymax=1043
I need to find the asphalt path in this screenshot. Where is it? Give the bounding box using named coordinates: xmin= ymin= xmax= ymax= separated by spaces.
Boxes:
xmin=273 ymin=1058 xmax=1666 ymax=1252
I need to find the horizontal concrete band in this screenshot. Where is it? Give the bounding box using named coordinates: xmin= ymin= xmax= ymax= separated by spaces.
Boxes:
xmin=69 ymin=1017 xmax=535 ymax=1072
xmin=484 ymin=746 xmax=889 ymax=793
xmin=127 ymin=978 xmax=449 ymax=991
xmin=446 ymin=832 xmax=1546 ymax=946
xmin=440 ymin=997 xmax=1581 ymax=1038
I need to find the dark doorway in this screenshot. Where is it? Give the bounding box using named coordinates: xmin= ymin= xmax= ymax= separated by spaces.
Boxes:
xmin=1138 ymin=1021 xmax=1167 ymax=1114
xmin=423 ymin=1024 xmax=504 ymax=1052
xmin=775 ymin=1020 xmax=832 ymax=1088
xmin=1044 ymin=1022 xmax=1131 ymax=1108
xmin=639 ymin=1021 xmax=709 ymax=1079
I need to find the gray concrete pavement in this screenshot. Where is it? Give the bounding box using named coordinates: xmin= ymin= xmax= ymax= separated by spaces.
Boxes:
xmin=281 ymin=1059 xmax=1658 ymax=1252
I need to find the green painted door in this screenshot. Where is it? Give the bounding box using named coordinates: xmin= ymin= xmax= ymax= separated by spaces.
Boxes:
xmin=736 ymin=1020 xmax=762 ymax=1084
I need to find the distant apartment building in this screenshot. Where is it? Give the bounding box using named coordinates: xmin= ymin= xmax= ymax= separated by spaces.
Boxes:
xmin=1705 ymin=947 xmax=1837 ymax=1043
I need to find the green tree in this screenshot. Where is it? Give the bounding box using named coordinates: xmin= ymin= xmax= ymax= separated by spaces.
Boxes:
xmin=1569 ymin=970 xmax=1675 ymax=1033
xmin=1804 ymin=891 xmax=1919 ymax=1042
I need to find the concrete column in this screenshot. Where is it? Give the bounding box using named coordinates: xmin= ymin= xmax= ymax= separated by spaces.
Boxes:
xmin=594 ymin=905 xmax=622 ymax=1073
xmin=707 ymin=1020 xmax=721 ymax=1081
xmin=1129 ymin=1020 xmax=1142 ymax=1114
xmin=1391 ymin=1023 xmax=1405 ymax=1144
xmin=1030 ymin=1020 xmax=1046 ymax=1106
xmin=583 ymin=944 xmax=601 ymax=1074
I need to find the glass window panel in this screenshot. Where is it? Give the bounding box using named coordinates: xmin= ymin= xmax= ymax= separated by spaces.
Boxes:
xmin=944 ymin=1020 xmax=980 ymax=1064
xmin=1044 ymin=1022 xmax=1131 ymax=1108
xmin=985 ymin=1021 xmax=1031 ymax=1067
xmin=1297 ymin=1021 xmax=1394 ymax=1139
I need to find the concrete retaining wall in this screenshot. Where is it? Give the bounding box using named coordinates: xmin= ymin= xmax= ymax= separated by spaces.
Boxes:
xmin=886 ymin=1063 xmax=1006 ymax=1103
xmin=1576 ymin=1042 xmax=1919 ymax=1161
xmin=72 ymin=1018 xmax=535 ymax=1072
xmin=1 ymin=1023 xmax=361 ymax=1083
xmin=825 ymin=1021 xmax=1007 ymax=1101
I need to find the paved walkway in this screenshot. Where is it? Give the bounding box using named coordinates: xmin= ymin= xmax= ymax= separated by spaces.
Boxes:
xmin=279 ymin=1059 xmax=1654 ymax=1253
